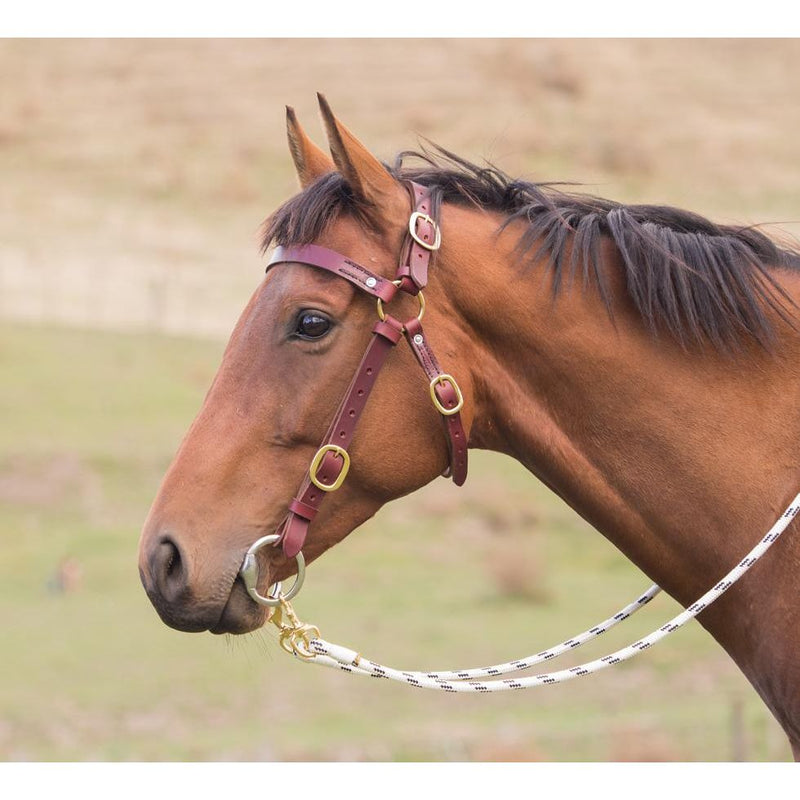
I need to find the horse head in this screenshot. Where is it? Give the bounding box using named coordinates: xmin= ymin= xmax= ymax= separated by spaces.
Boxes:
xmin=138 ymin=97 xmax=475 ymax=634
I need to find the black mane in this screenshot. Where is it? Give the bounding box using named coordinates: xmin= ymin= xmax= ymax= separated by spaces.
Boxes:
xmin=263 ymin=146 xmax=800 ymax=350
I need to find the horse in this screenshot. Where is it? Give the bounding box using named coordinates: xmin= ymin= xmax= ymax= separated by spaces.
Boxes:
xmin=138 ymin=95 xmax=800 ymax=754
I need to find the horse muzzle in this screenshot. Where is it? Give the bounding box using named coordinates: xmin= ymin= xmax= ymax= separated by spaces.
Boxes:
xmin=138 ymin=531 xmax=269 ymax=635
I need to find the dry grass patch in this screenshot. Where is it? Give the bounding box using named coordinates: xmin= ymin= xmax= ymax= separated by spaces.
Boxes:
xmin=0 ymin=451 xmax=98 ymax=509
xmin=608 ymin=723 xmax=685 ymax=762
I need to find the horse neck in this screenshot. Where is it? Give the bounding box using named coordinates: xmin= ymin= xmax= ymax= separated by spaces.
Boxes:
xmin=438 ymin=207 xmax=800 ymax=732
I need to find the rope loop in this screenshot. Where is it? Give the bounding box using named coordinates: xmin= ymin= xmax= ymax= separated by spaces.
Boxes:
xmin=266 ymin=494 xmax=800 ymax=692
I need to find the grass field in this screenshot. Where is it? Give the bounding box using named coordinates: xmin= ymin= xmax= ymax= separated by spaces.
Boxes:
xmin=0 ymin=322 xmax=792 ymax=761
xmin=1 ymin=39 xmax=799 ymax=762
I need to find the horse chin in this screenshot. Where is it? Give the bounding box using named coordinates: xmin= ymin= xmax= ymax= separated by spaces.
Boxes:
xmin=210 ymin=579 xmax=270 ymax=635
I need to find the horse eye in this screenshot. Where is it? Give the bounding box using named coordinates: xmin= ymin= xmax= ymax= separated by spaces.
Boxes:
xmin=295 ymin=311 xmax=332 ymax=340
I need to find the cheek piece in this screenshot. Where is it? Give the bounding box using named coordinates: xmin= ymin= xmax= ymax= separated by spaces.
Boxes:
xmin=240 ymin=181 xmax=467 ymax=606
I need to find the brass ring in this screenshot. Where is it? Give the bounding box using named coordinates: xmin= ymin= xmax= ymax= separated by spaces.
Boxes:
xmin=376 ymin=280 xmax=426 ymax=323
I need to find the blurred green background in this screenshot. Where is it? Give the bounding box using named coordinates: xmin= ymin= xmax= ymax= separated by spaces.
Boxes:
xmin=1 ymin=39 xmax=798 ymax=761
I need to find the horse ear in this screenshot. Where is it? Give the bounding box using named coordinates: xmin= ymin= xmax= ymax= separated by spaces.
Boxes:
xmin=317 ymin=93 xmax=404 ymax=213
xmin=286 ymin=106 xmax=334 ymax=188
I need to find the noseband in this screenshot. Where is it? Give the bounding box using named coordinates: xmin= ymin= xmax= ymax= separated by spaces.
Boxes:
xmin=240 ymin=181 xmax=467 ymax=605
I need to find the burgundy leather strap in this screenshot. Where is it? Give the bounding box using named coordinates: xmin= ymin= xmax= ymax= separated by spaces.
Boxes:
xmin=279 ymin=316 xmax=405 ymax=558
xmin=267 ymin=180 xmax=467 ymax=559
xmin=268 ymin=244 xmax=399 ymax=302
xmin=403 ymin=316 xmax=468 ymax=486
xmin=396 ymin=182 xmax=439 ymax=294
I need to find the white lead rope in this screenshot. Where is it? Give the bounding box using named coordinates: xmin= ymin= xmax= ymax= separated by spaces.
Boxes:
xmin=313 ymin=583 xmax=663 ymax=682
xmin=284 ymin=495 xmax=800 ymax=692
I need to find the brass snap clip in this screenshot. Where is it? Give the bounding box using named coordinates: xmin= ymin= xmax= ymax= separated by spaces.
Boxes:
xmin=269 ymin=596 xmax=321 ymax=661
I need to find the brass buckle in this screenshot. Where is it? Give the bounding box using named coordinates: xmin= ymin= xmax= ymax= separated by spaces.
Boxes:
xmin=429 ymin=374 xmax=464 ymax=416
xmin=309 ymin=444 xmax=350 ymax=492
xmin=376 ymin=279 xmax=425 ymax=324
xmin=409 ymin=211 xmax=441 ymax=251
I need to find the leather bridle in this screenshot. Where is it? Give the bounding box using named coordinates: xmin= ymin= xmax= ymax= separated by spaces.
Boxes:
xmin=240 ymin=181 xmax=467 ymax=605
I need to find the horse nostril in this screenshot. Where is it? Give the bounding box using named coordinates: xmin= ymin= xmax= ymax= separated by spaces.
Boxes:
xmin=152 ymin=537 xmax=188 ymax=604
xmin=164 ymin=545 xmax=177 ymax=575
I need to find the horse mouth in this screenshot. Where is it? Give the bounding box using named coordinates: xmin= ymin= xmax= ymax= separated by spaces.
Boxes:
xmin=210 ymin=576 xmax=270 ymax=635
xmin=210 ymin=538 xmax=306 ymax=635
